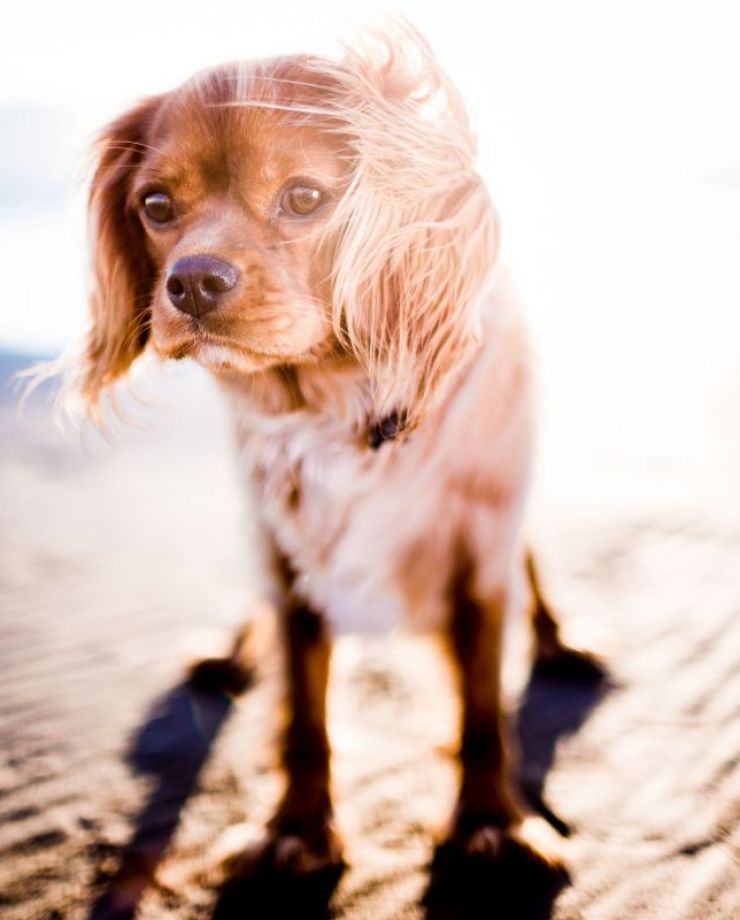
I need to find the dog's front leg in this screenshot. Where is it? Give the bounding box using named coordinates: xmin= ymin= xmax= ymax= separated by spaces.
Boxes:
xmin=266 ymin=591 xmax=345 ymax=873
xmin=442 ymin=557 xmax=563 ymax=870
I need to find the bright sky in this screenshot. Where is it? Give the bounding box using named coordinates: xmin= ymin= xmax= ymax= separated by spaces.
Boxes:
xmin=1 ymin=1 xmax=739 ymax=504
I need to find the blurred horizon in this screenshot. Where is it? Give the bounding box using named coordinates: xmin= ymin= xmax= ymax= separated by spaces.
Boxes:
xmin=2 ymin=0 xmax=739 ymax=517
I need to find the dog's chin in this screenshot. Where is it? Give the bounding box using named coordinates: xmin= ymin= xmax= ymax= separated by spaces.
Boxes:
xmin=150 ymin=303 xmax=333 ymax=377
xmin=190 ymin=342 xmax=277 ymax=374
xmin=153 ymin=333 xmax=281 ymax=375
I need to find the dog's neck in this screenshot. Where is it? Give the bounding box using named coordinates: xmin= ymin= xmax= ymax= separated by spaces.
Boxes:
xmin=216 ymin=360 xmax=408 ymax=448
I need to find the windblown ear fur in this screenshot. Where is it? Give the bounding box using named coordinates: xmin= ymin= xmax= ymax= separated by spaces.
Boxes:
xmin=81 ymin=95 xmax=162 ymax=413
xmin=317 ymin=26 xmax=500 ymax=431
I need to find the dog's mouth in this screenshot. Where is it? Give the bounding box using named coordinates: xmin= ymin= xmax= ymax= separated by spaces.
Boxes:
xmin=151 ymin=316 xmax=278 ymax=373
xmin=149 ymin=288 xmax=334 ymax=374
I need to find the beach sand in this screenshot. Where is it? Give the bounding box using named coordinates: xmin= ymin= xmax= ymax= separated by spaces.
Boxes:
xmin=1 ymin=348 xmax=738 ymax=920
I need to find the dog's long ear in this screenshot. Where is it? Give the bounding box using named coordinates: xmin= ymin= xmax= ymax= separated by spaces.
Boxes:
xmin=81 ymin=95 xmax=163 ymax=413
xmin=320 ymin=27 xmax=499 ymax=432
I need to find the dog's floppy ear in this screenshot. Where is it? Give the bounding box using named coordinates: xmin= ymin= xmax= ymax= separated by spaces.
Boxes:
xmin=81 ymin=95 xmax=162 ymax=413
xmin=321 ymin=28 xmax=500 ymax=432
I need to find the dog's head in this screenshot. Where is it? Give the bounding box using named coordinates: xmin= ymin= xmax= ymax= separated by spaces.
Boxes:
xmin=82 ymin=28 xmax=499 ymax=430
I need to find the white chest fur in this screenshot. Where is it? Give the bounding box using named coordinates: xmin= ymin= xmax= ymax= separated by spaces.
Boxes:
xmin=237 ymin=415 xmax=426 ymax=632
xmin=221 ymin=292 xmax=535 ymax=635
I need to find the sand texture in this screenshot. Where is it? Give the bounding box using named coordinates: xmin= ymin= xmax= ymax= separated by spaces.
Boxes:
xmin=1 ymin=352 xmax=739 ymax=919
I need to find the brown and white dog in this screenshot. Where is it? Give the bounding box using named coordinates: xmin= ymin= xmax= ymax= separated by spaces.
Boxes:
xmin=51 ymin=26 xmax=598 ymax=879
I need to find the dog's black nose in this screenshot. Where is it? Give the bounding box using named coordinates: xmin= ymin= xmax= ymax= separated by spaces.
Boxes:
xmin=166 ymin=255 xmax=240 ymax=318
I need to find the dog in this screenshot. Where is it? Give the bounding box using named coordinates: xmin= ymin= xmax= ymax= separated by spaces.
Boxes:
xmin=50 ymin=25 xmax=600 ymax=881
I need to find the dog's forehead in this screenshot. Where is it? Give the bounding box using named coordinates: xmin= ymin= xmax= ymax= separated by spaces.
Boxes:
xmin=144 ymin=60 xmax=347 ymax=195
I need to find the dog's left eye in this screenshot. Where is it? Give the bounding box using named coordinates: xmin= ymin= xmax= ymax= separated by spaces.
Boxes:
xmin=142 ymin=191 xmax=175 ymax=225
xmin=280 ymin=184 xmax=324 ymax=217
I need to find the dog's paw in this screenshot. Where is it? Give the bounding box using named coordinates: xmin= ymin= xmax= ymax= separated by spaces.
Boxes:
xmin=215 ymin=820 xmax=346 ymax=880
xmin=187 ymin=655 xmax=254 ymax=695
xmin=439 ymin=812 xmax=567 ymax=876
xmin=427 ymin=814 xmax=569 ymax=917
xmin=263 ymin=828 xmax=345 ymax=877
xmin=534 ymin=644 xmax=606 ymax=684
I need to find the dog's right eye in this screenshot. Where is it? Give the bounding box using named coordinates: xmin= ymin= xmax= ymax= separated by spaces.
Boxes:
xmin=142 ymin=191 xmax=175 ymax=225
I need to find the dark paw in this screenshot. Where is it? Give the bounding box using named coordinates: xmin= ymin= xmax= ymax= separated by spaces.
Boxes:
xmin=187 ymin=656 xmax=254 ymax=695
xmin=212 ymin=823 xmax=345 ymax=920
xmin=217 ymin=820 xmax=345 ymax=880
xmin=440 ymin=813 xmax=567 ymax=875
xmin=533 ymin=645 xmax=606 ymax=684
xmin=261 ymin=829 xmax=346 ymax=877
xmin=428 ymin=816 xmax=569 ymax=920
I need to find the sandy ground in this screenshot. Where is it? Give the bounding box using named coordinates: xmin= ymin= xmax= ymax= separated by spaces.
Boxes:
xmin=1 ymin=348 xmax=739 ymax=920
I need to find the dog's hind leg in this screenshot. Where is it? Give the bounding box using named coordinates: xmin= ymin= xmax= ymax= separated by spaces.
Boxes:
xmin=526 ymin=550 xmax=604 ymax=682
xmin=188 ymin=618 xmax=258 ymax=696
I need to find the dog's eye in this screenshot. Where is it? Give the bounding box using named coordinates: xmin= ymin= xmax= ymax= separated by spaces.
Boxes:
xmin=280 ymin=184 xmax=324 ymax=217
xmin=142 ymin=191 xmax=175 ymax=225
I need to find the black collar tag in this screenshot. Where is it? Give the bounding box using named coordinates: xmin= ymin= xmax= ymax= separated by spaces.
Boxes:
xmin=368 ymin=409 xmax=407 ymax=450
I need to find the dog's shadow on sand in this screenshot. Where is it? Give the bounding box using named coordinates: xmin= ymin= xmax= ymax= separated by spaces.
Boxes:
xmin=88 ymin=659 xmax=607 ymax=920
xmin=88 ymin=679 xmax=236 ymax=920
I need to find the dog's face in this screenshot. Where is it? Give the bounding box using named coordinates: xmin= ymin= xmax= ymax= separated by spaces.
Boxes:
xmin=82 ymin=36 xmax=500 ymax=428
xmin=105 ymin=62 xmax=350 ymax=378
xmin=135 ymin=70 xmax=351 ymax=375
